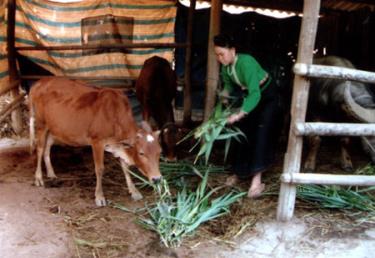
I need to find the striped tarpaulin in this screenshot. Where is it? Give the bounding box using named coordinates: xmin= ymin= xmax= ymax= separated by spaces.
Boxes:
xmin=0 ymin=0 xmax=176 ymax=88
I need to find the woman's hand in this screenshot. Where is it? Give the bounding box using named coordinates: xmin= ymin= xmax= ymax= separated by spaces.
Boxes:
xmin=219 ymin=90 xmax=229 ymax=105
xmin=227 ymin=111 xmax=247 ymax=124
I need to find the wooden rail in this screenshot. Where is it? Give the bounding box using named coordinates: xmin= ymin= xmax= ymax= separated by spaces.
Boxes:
xmin=281 ymin=173 xmax=375 ymax=186
xmin=16 ymin=43 xmax=189 ymax=51
xmin=294 ymin=63 xmax=375 ymax=84
xmin=294 ymin=122 xmax=375 ymax=136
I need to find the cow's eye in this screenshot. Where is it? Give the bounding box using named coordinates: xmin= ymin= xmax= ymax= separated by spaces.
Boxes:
xmin=139 ymin=151 xmax=145 ymax=156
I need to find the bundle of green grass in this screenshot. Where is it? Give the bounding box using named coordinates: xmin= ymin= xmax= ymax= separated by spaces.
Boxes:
xmin=137 ymin=171 xmax=245 ymax=248
xmin=179 ymin=103 xmax=246 ymax=164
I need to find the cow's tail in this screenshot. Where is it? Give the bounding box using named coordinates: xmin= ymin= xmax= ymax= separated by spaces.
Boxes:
xmin=29 ymin=98 xmax=36 ymax=154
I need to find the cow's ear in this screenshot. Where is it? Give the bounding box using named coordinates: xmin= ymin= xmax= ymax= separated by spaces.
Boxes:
xmin=154 ymin=130 xmax=161 ymax=138
xmin=140 ymin=121 xmax=152 ymax=132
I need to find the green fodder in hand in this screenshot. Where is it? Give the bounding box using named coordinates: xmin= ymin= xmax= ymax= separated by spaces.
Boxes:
xmin=178 ymin=103 xmax=246 ymax=164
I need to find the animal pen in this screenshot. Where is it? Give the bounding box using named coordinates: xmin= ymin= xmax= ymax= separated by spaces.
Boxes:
xmin=1 ymin=0 xmax=375 ymax=225
xmin=277 ymin=0 xmax=375 ymax=221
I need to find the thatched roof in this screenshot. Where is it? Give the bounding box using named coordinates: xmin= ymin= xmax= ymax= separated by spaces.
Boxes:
xmin=220 ymin=0 xmax=375 ymax=13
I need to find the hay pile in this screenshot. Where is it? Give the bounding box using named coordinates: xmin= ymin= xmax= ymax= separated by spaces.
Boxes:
xmin=0 ymin=93 xmax=29 ymax=138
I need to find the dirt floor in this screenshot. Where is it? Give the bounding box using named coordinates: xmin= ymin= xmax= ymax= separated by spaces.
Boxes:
xmin=0 ymin=135 xmax=374 ymax=258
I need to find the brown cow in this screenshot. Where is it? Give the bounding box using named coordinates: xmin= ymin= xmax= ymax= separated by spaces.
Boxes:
xmin=136 ymin=56 xmax=179 ymax=161
xmin=29 ymin=78 xmax=162 ymax=206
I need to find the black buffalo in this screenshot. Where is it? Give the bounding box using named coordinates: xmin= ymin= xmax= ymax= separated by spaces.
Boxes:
xmin=304 ymin=56 xmax=375 ymax=171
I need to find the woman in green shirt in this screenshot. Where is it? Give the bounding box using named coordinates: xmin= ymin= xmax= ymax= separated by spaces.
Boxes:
xmin=213 ymin=34 xmax=283 ymax=198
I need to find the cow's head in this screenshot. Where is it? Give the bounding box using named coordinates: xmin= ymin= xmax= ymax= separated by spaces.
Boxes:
xmin=160 ymin=122 xmax=180 ymax=162
xmin=106 ymin=122 xmax=162 ymax=183
xmin=131 ymin=122 xmax=162 ymax=183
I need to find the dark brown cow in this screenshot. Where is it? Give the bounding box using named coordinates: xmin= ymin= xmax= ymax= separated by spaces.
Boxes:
xmin=136 ymin=56 xmax=178 ymax=161
xmin=29 ymin=78 xmax=162 ymax=206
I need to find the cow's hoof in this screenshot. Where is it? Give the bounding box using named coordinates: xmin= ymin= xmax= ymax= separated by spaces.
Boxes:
xmin=47 ymin=174 xmax=58 ymax=179
xmin=131 ymin=192 xmax=143 ymax=201
xmin=303 ymin=163 xmax=316 ymax=172
xmin=95 ymin=198 xmax=107 ymax=207
xmin=44 ymin=178 xmax=63 ymax=188
xmin=342 ymin=165 xmax=353 ymax=172
xmin=34 ymin=179 xmax=44 ymax=187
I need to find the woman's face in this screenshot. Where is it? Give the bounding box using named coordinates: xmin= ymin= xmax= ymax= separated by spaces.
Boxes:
xmin=214 ymin=46 xmax=235 ymax=66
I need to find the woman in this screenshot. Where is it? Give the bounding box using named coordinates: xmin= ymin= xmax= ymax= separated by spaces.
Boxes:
xmin=213 ymin=34 xmax=282 ymax=198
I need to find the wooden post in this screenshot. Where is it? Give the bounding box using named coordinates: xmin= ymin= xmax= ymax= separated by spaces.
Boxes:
xmin=277 ymin=0 xmax=321 ymax=221
xmin=182 ymin=0 xmax=196 ymax=126
xmin=203 ymin=0 xmax=222 ymax=121
xmin=6 ymin=0 xmax=22 ymax=134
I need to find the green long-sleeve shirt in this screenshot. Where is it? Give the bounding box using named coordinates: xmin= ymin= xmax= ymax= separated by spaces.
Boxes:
xmin=221 ymin=53 xmax=270 ymax=113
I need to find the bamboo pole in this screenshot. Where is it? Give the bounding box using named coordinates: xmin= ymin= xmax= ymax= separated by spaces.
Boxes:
xmin=277 ymin=0 xmax=321 ymax=222
xmin=0 ymin=79 xmax=20 ymax=96
xmin=16 ymin=43 xmax=188 ymax=51
xmin=281 ymin=173 xmax=375 ymax=186
xmin=295 ymin=122 xmax=375 ymax=136
xmin=20 ymin=75 xmax=134 ymax=81
xmin=294 ymin=63 xmax=375 ymax=84
xmin=0 ymin=93 xmax=26 ymax=125
xmin=20 ymin=76 xmax=135 ymax=89
xmin=203 ymin=0 xmax=222 ymax=121
xmin=182 ymin=0 xmax=196 ymax=126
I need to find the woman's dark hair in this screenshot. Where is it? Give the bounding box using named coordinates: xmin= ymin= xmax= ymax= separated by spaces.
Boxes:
xmin=213 ymin=34 xmax=236 ymax=48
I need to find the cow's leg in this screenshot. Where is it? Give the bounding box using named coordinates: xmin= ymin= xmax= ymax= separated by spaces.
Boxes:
xmin=120 ymin=160 xmax=143 ymax=201
xmin=340 ymin=137 xmax=353 ymax=171
xmin=43 ymin=133 xmax=57 ymax=179
xmin=92 ymin=143 xmax=106 ymax=206
xmin=35 ymin=127 xmax=48 ymax=186
xmin=304 ymin=135 xmax=321 ymax=172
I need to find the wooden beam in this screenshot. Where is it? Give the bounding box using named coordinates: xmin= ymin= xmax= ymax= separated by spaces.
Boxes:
xmin=294 ymin=63 xmax=375 ymax=84
xmin=16 ymin=43 xmax=188 ymax=51
xmin=281 ymin=173 xmax=375 ymax=186
xmin=20 ymin=75 xmax=134 ymax=81
xmin=7 ymin=0 xmax=23 ymax=134
xmin=295 ymin=122 xmax=375 ymax=136
xmin=204 ymin=0 xmax=223 ymax=121
xmin=20 ymin=76 xmax=135 ymax=88
xmin=182 ymin=0 xmax=196 ymax=126
xmin=7 ymin=0 xmax=17 ymax=81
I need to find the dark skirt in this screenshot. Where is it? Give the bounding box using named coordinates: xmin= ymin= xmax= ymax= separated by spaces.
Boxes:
xmin=229 ymin=80 xmax=283 ymax=179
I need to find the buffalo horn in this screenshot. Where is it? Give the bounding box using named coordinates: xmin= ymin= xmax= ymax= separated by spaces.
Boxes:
xmin=344 ymin=82 xmax=375 ymax=123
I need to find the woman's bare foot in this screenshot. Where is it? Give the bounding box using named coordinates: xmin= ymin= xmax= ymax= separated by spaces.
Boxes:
xmin=225 ymin=175 xmax=239 ymax=186
xmin=247 ymin=172 xmax=265 ymax=198
xmin=248 ymin=183 xmax=265 ymax=198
